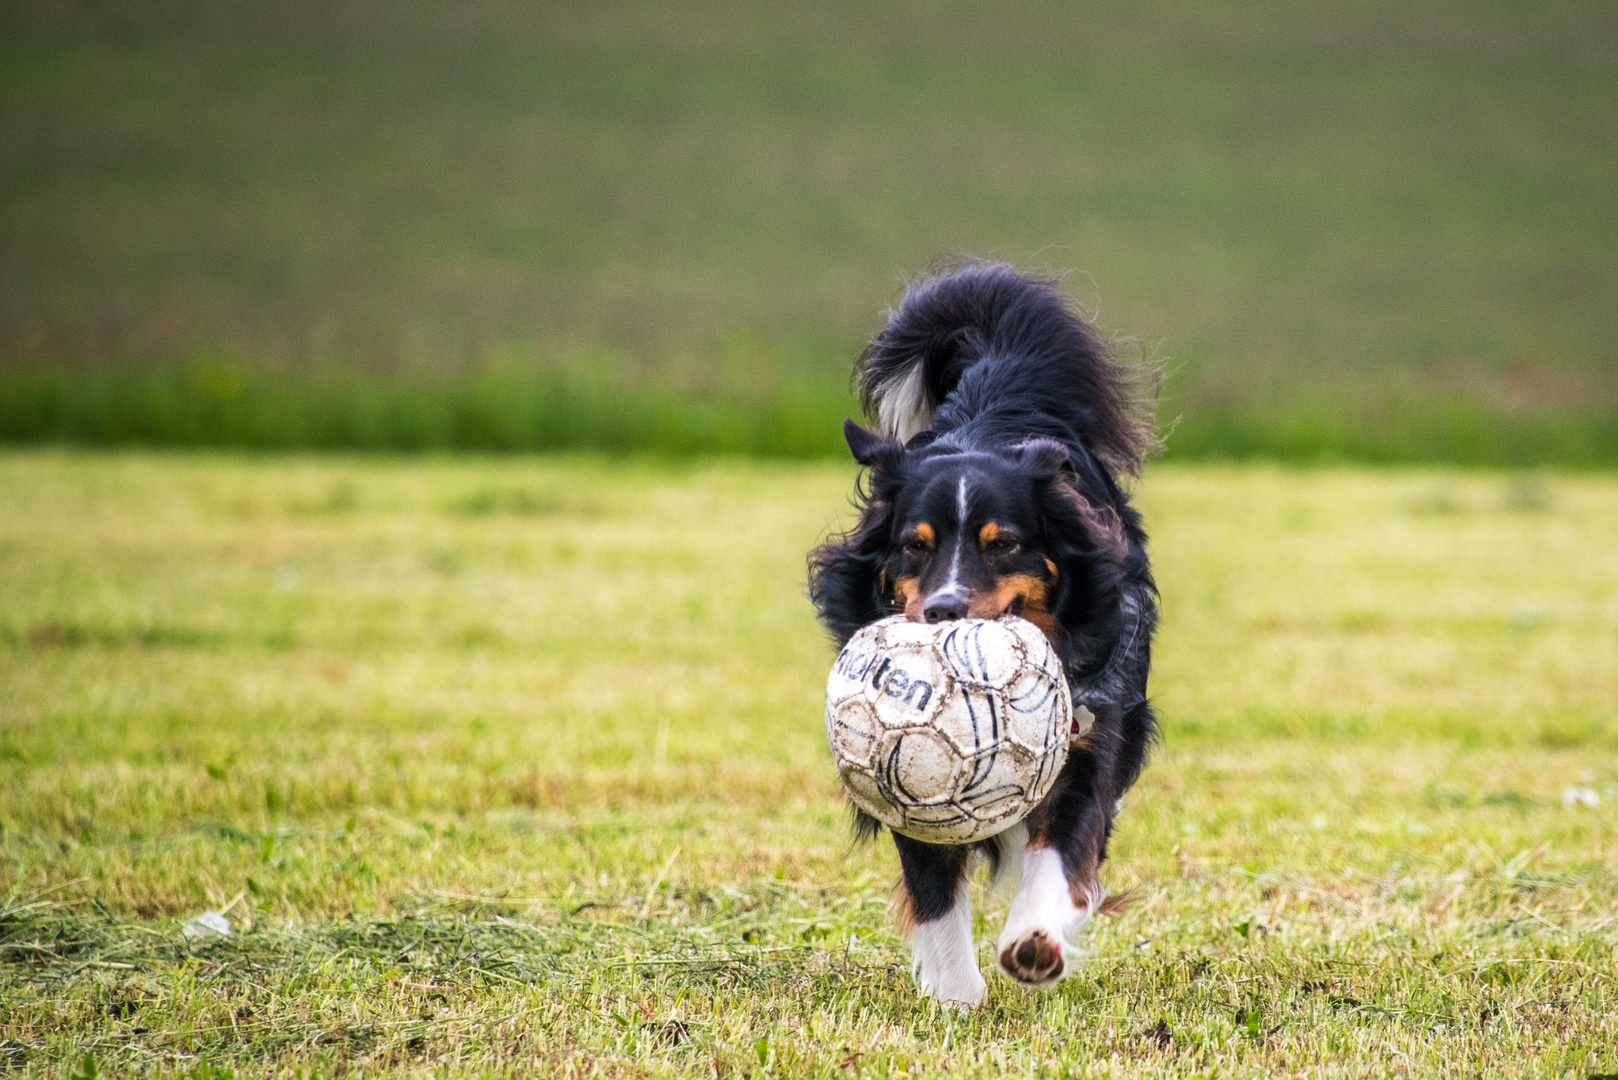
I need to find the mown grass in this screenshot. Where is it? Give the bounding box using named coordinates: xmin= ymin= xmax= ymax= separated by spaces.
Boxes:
xmin=3 ymin=0 xmax=1616 ymax=462
xmin=2 ymin=452 xmax=1616 ymax=1077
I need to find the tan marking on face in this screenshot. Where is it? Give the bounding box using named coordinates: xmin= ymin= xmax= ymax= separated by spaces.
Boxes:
xmin=1020 ymin=606 xmax=1059 ymax=642
xmin=913 ymin=522 xmax=936 ymax=546
xmin=1043 ymin=557 xmax=1058 ymax=578
xmin=969 ymin=572 xmax=1058 ymax=642
xmin=892 ymin=575 xmax=923 ymax=619
xmin=978 ymin=522 xmax=1001 ymax=546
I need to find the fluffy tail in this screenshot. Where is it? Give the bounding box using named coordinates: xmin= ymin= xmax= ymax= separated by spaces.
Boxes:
xmin=857 ymin=261 xmax=1156 ymax=475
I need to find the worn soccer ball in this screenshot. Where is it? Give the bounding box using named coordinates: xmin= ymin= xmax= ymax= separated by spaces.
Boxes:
xmin=825 ymin=614 xmax=1083 ymax=844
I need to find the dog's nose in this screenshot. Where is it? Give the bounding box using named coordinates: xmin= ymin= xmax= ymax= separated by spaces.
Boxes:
xmin=923 ymin=591 xmax=969 ymax=624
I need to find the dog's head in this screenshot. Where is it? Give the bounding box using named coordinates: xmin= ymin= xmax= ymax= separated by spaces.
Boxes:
xmin=820 ymin=420 xmax=1130 ymax=652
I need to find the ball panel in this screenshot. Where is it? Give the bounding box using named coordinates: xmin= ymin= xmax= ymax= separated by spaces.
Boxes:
xmin=895 ymin=802 xmax=979 ymax=841
xmin=1001 ymin=668 xmax=1067 ymax=755
xmin=827 ymin=623 xmax=888 ymax=705
xmin=960 ymin=745 xmax=1052 ymax=834
xmin=825 ymin=697 xmax=881 ymax=770
xmin=932 ymin=686 xmax=1002 ymax=759
xmin=1000 ymin=615 xmax=1055 ymax=654
xmin=875 ymin=728 xmax=965 ymax=806
xmin=872 ymin=617 xmax=951 ymax=652
xmin=939 ymin=619 xmax=1026 ymax=690
xmin=838 ymin=765 xmax=903 ymax=831
xmin=957 ymin=740 xmax=1031 ymax=802
xmin=862 ymin=645 xmax=953 ymax=730
xmin=1023 ymin=734 xmax=1065 ymax=806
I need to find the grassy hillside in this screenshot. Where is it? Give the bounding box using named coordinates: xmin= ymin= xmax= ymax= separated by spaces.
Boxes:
xmin=1 ymin=0 xmax=1615 ymax=461
xmin=2 ymin=454 xmax=1616 ymax=1075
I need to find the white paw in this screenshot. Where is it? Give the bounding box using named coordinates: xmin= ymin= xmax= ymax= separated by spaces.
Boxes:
xmin=910 ymin=882 xmax=985 ymax=1008
xmin=919 ymin=963 xmax=987 ymax=1009
xmin=994 ymin=846 xmax=1092 ymax=988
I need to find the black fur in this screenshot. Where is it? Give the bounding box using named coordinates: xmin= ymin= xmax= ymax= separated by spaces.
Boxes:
xmin=854 ymin=262 xmax=1154 ymax=478
xmin=893 ymin=834 xmax=975 ymax=923
xmin=809 ymin=261 xmax=1159 ymax=939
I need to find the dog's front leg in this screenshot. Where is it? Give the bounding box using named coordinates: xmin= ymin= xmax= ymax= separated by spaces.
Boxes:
xmin=995 ymin=801 xmax=1110 ymax=987
xmin=892 ymin=834 xmax=984 ymax=1008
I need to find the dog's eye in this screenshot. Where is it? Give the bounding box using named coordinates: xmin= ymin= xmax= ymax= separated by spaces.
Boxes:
xmin=902 ymin=540 xmax=930 ymax=556
xmin=985 ymin=537 xmax=1019 ymax=554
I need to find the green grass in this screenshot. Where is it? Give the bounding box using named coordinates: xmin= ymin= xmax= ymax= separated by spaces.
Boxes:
xmin=3 ymin=361 xmax=1618 ymax=466
xmin=2 ymin=0 xmax=1615 ymax=462
xmin=0 ymin=361 xmax=857 ymax=458
xmin=2 ymin=452 xmax=1616 ymax=1077
xmin=7 ymin=360 xmax=1618 ymax=467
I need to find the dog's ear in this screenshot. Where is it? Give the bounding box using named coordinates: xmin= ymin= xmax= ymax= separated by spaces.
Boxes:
xmin=811 ymin=427 xmax=907 ymax=643
xmin=844 ymin=419 xmax=906 ymax=468
xmin=1019 ymin=438 xmax=1128 ymax=561
xmin=1014 ymin=437 xmax=1077 ymax=483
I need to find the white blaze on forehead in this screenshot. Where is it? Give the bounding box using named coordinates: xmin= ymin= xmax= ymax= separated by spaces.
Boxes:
xmin=939 ymin=474 xmax=971 ymax=597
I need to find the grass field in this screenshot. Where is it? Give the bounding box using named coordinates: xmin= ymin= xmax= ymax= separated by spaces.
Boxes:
xmin=2 ymin=452 xmax=1615 ymax=1077
xmin=3 ymin=0 xmax=1616 ymax=461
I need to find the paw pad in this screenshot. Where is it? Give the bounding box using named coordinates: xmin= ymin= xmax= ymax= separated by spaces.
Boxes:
xmin=998 ymin=929 xmax=1065 ymax=985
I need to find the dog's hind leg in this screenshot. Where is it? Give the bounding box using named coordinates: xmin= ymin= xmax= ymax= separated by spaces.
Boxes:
xmin=892 ymin=834 xmax=984 ymax=1008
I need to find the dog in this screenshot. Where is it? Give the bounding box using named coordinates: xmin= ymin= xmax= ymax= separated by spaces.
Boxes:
xmin=809 ymin=262 xmax=1158 ymax=1007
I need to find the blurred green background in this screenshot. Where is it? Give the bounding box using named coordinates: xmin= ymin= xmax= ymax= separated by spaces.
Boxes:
xmin=1 ymin=0 xmax=1614 ymax=462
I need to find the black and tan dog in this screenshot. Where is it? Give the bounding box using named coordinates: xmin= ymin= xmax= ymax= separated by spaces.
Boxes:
xmin=810 ymin=262 xmax=1158 ymax=1007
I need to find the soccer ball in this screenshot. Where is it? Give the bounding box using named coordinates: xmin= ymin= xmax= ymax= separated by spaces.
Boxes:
xmin=824 ymin=614 xmax=1080 ymax=845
